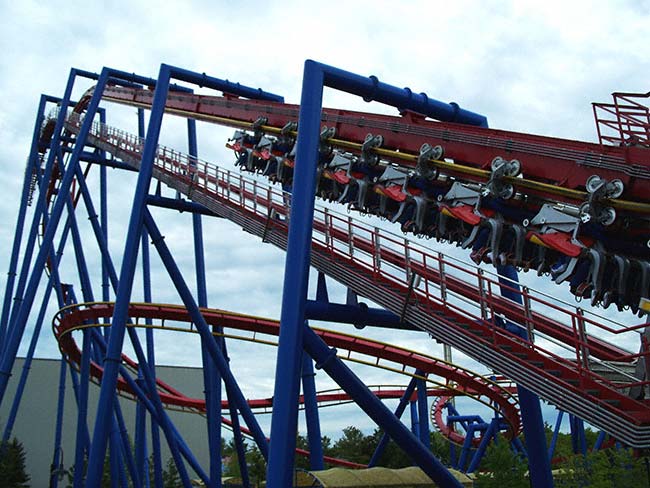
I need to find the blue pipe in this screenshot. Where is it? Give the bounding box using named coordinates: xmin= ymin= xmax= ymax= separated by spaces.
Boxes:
xmin=146 ymin=195 xmax=218 ymax=216
xmin=134 ymin=107 xmax=148 ymax=486
xmin=86 ymin=65 xmax=173 ymax=484
xmin=0 ymin=95 xmax=49 ymax=351
xmin=68 ymin=367 xmax=91 ymax=450
xmin=189 ymin=115 xmax=222 ymax=488
xmin=304 ymin=300 xmax=414 ymax=330
xmin=417 ymin=377 xmax=431 ymax=450
xmin=142 ymin=229 xmax=163 ymax=488
xmin=548 ymin=410 xmax=564 ymax=460
xmin=410 ymin=401 xmax=419 ymax=439
xmin=319 ymin=62 xmax=487 ymax=127
xmin=497 ymin=264 xmax=554 ymax=488
xmin=302 ymin=324 xmax=463 ymax=487
xmin=50 ymin=359 xmax=67 ymax=488
xmin=368 ymin=374 xmax=418 ymax=467
xmin=466 ymin=418 xmax=499 ymax=473
xmin=301 ymin=350 xmax=324 ymax=470
xmin=89 ymin=327 xmax=207 ymax=483
xmin=2 ymin=216 xmax=71 ymax=443
xmin=73 ymin=330 xmax=91 ymax=488
xmin=227 ymin=393 xmax=251 ymax=488
xmin=0 ymin=68 xmax=103 ymax=405
xmin=88 ymin=62 xmax=281 ymax=479
xmin=143 ymin=209 xmax=269 ymax=457
xmin=267 ymin=60 xmax=324 ymax=488
xmin=168 ymin=66 xmax=283 ymax=102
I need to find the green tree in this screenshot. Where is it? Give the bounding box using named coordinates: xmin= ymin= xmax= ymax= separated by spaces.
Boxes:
xmin=0 ymin=438 xmax=30 ymax=487
xmin=161 ymin=457 xmax=182 ymax=488
xmin=474 ymin=435 xmax=528 ymax=488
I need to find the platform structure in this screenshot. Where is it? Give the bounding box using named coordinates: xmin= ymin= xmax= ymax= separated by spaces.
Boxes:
xmin=0 ymin=62 xmax=649 ymax=488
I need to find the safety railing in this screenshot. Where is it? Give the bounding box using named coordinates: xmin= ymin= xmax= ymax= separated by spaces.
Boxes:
xmin=593 ymin=91 xmax=650 ymax=147
xmin=64 ymin=113 xmax=650 ymax=396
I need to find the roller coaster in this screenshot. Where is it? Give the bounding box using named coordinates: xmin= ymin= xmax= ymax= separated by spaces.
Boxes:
xmin=0 ymin=62 xmax=649 ymax=487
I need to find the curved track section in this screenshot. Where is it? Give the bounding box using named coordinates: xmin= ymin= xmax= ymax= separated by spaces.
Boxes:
xmin=52 ymin=302 xmax=521 ymax=444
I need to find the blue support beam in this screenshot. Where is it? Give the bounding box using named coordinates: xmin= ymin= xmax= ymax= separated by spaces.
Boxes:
xmin=301 ymin=349 xmax=324 ymax=471
xmin=302 ymin=324 xmax=463 ymax=487
xmin=87 ymin=63 xmax=282 ymax=483
xmin=496 ymin=264 xmax=554 ymax=488
xmin=188 ymin=115 xmax=222 ymax=488
xmin=0 ymin=94 xmax=51 ymax=350
xmin=368 ymin=374 xmax=419 ymax=467
xmin=268 ymin=59 xmax=483 ymax=487
xmin=416 ymin=377 xmax=431 ymax=450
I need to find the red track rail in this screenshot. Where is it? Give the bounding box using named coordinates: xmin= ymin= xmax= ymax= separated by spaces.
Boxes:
xmin=52 ymin=303 xmax=520 ymax=443
xmin=100 ymin=85 xmax=650 ymax=206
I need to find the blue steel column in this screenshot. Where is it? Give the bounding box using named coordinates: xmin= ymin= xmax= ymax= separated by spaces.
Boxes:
xmin=301 ymin=350 xmax=324 ymax=470
xmin=497 ymin=264 xmax=554 ymax=487
xmin=86 ymin=65 xmax=173 ymax=484
xmin=0 ymin=68 xmax=103 ymax=405
xmin=142 ymin=229 xmax=163 ymax=488
xmin=188 ymin=115 xmax=222 ymax=488
xmin=50 ymin=358 xmax=67 ymax=488
xmin=134 ymin=107 xmax=149 ymax=487
xmin=368 ymin=374 xmax=419 ymax=467
xmin=417 ymin=377 xmax=431 ymax=449
xmin=143 ymin=210 xmax=269 ymax=457
xmin=0 ymin=94 xmax=49 ymax=350
xmin=267 ymin=60 xmax=324 ymax=488
xmin=302 ymin=325 xmax=463 ymax=487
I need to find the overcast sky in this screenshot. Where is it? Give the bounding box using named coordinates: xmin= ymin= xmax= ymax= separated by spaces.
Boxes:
xmin=1 ymin=0 xmax=649 ymax=440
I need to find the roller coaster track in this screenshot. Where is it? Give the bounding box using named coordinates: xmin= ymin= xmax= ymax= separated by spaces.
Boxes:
xmin=76 ymin=85 xmax=650 ymax=315
xmin=52 ymin=302 xmax=520 ymax=451
xmin=56 ymin=113 xmax=650 ymax=447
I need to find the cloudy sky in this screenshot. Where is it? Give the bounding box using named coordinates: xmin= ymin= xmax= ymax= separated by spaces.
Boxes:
xmin=1 ymin=0 xmax=649 ymax=441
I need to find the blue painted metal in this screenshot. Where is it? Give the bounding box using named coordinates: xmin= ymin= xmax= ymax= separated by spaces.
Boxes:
xmin=146 ymin=194 xmax=217 ymax=216
xmin=1 ymin=223 xmax=69 ymax=443
xmin=496 ymin=264 xmax=554 ymax=488
xmin=548 ymin=410 xmax=564 ymax=460
xmin=467 ymin=418 xmax=500 ymax=473
xmin=167 ymin=66 xmax=284 ymax=102
xmin=73 ymin=330 xmax=91 ymax=488
xmin=89 ymin=327 xmax=207 ymax=483
xmin=88 ymin=63 xmax=282 ymax=482
xmin=85 ymin=65 xmax=173 ymax=484
xmin=416 ymin=377 xmax=431 ymax=450
xmin=267 ymin=61 xmax=324 ymax=488
xmin=226 ymin=386 xmax=251 ymax=488
xmin=134 ymin=107 xmax=148 ymax=487
xmin=301 ymin=350 xmax=324 ymax=470
xmin=570 ymin=414 xmax=587 ymax=455
xmin=50 ymin=359 xmax=67 ymax=488
xmin=319 ymin=63 xmax=487 ymax=126
xmin=189 ymin=115 xmax=222 ymax=488
xmin=268 ymin=59 xmax=484 ymax=486
xmin=410 ymin=400 xmax=419 ymax=438
xmin=0 ymin=94 xmax=49 ymax=351
xmin=302 ymin=324 xmax=463 ymax=487
xmin=143 ymin=209 xmax=269 ymax=457
xmin=368 ymin=374 xmax=418 ymax=467
xmin=142 ymin=229 xmax=162 ymax=488
xmin=593 ymin=431 xmax=607 ymax=451
xmin=304 ymin=300 xmax=413 ymax=330
xmin=0 ymin=68 xmax=106 ymax=406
